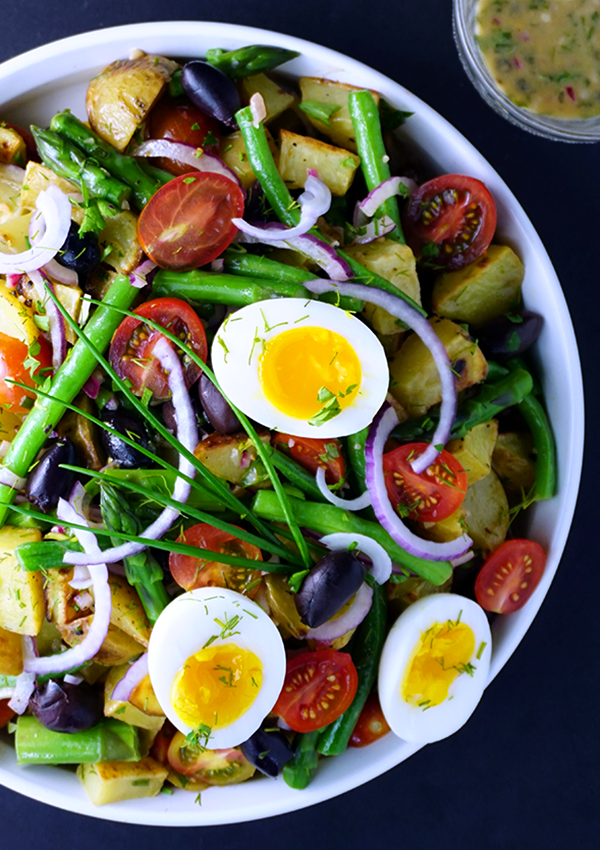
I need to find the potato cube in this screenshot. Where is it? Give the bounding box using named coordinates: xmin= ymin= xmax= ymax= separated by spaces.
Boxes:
xmin=432 ymin=244 xmax=525 ymax=326
xmin=20 ymin=162 xmax=84 ymax=223
xmin=238 ymin=73 xmax=297 ymax=123
xmin=419 ymin=508 xmax=468 ymax=544
xmin=77 ymin=757 xmax=168 ymax=805
xmin=492 ymin=431 xmax=536 ymax=494
xmin=219 ymin=129 xmax=279 ymax=190
xmin=104 ymin=665 xmax=165 ymax=730
xmin=0 ymin=284 xmax=39 ymax=346
xmin=0 ymin=527 xmax=44 ymax=635
xmin=129 ymin=675 xmax=163 ymax=716
xmin=389 ymin=318 xmax=488 ymax=416
xmin=299 ymin=77 xmax=380 ymax=151
xmin=107 ymin=574 xmax=151 ymax=648
xmin=0 ymin=127 xmax=26 ymax=166
xmin=278 ymin=130 xmax=360 ymax=196
xmin=44 ymin=567 xmax=85 ymax=627
xmin=0 ymin=625 xmax=23 ymax=675
xmin=54 ymin=283 xmax=83 ymax=345
xmin=99 ymin=210 xmax=143 ymax=275
xmin=59 ymin=616 xmax=146 ymax=666
xmin=447 ymin=420 xmax=499 ymax=486
xmin=462 ymin=471 xmax=510 ymax=554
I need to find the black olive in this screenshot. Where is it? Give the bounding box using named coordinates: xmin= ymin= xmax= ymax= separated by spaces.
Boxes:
xmin=55 ymin=221 xmax=101 ymax=277
xmin=240 ymin=726 xmax=294 ymax=777
xmin=29 ymin=679 xmax=103 ymax=733
xmin=198 ymin=374 xmax=240 ymax=435
xmin=26 ymin=438 xmax=80 ymax=513
xmin=181 ymin=61 xmax=241 ymax=127
xmin=477 ymin=311 xmax=543 ymax=363
xmin=295 ymin=550 xmax=367 ymax=629
xmin=100 ymin=409 xmax=157 ymax=468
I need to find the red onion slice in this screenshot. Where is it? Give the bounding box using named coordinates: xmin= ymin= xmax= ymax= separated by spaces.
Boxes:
xmin=8 ymin=637 xmax=37 ymax=715
xmin=0 ymin=184 xmax=71 ymax=274
xmin=27 ymin=270 xmax=67 ymax=371
xmin=450 ymin=550 xmax=475 ymax=568
xmin=63 ymin=336 xmax=198 ymax=566
xmin=130 ymin=258 xmax=157 ymax=288
xmin=306 ymin=583 xmax=373 ymax=642
xmin=303 ymin=279 xmax=456 ymax=472
xmin=250 ymin=93 xmax=267 ymax=127
xmin=320 ymin=532 xmax=392 ymax=585
xmin=315 ymin=468 xmax=371 ymax=512
xmin=82 ymin=368 xmax=104 ymax=400
xmin=0 ymin=468 xmax=27 ymax=490
xmin=354 ymin=176 xmax=417 ymax=225
xmin=132 ymin=140 xmax=241 ymax=186
xmin=42 ymin=257 xmax=79 ymax=286
xmin=237 ymin=226 xmax=352 ymax=281
xmin=350 ymin=215 xmax=397 ymax=246
xmin=233 ymin=174 xmax=331 ymax=242
xmin=110 ymin=653 xmax=149 ymax=702
xmin=366 ymin=404 xmax=472 ymax=561
xmin=64 ymin=673 xmax=84 ymax=686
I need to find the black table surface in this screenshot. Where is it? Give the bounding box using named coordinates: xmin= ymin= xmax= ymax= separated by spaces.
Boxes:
xmin=0 ymin=2 xmax=597 ymax=847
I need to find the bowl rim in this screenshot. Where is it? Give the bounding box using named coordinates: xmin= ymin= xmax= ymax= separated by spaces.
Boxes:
xmin=0 ymin=19 xmax=585 ymax=826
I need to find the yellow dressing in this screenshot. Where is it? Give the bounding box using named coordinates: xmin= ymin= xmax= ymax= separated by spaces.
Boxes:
xmin=402 ymin=620 xmax=476 ymax=708
xmin=259 ymin=326 xmax=361 ymax=420
xmin=171 ymin=643 xmax=262 ymax=729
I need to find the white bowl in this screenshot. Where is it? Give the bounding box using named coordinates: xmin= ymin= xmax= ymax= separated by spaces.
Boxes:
xmin=0 ymin=20 xmax=584 ymax=826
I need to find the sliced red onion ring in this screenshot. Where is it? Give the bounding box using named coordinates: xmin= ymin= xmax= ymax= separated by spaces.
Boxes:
xmin=42 ymin=257 xmax=79 ymax=286
xmin=111 ymin=653 xmax=149 ymax=702
xmin=8 ymin=637 xmax=37 ymax=714
xmin=250 ymin=92 xmax=267 ymax=127
xmin=5 ymin=273 xmax=22 ymax=288
xmin=64 ymin=336 xmax=198 ymax=566
xmin=366 ymin=404 xmax=471 ymax=561
xmin=354 ymin=176 xmax=417 ymax=225
xmin=237 ymin=225 xmax=352 ymax=281
xmin=0 ymin=686 xmax=15 ymax=701
xmin=130 ymin=258 xmax=157 ymax=288
xmin=306 ymin=583 xmax=373 ymax=642
xmin=0 ymin=162 xmax=25 ymax=183
xmin=320 ymin=532 xmax=392 ymax=585
xmin=73 ymin=590 xmax=94 ymax=610
xmin=303 ymin=279 xmax=456 ymax=472
xmin=69 ymin=564 xmax=93 ymax=591
xmin=0 ymin=184 xmax=71 ymax=274
xmin=211 ymin=258 xmax=225 ymax=272
xmin=64 ymin=673 xmax=84 ymax=686
xmin=450 ymin=550 xmax=475 ymax=568
xmin=0 ymin=468 xmax=26 ymax=490
xmin=132 ymin=140 xmax=241 ymax=186
xmin=24 ymin=500 xmax=111 ymax=676
xmin=350 ymin=214 xmax=397 ymax=246
xmin=82 ymin=368 xmax=104 ymax=400
xmin=233 ymin=174 xmax=331 ymax=242
xmin=27 ymin=270 xmax=67 ymax=371
xmin=315 ymin=468 xmax=371 ymax=512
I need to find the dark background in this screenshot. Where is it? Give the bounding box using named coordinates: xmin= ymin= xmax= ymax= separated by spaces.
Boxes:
xmin=0 ymin=2 xmax=597 ymax=848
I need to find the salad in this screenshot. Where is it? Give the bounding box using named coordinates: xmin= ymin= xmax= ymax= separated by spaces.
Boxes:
xmin=0 ymin=42 xmax=555 ymax=807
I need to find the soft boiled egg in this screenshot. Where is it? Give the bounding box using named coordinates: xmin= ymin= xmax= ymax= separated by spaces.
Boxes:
xmin=211 ymin=298 xmax=389 ymax=438
xmin=148 ymin=587 xmax=286 ymax=749
xmin=378 ymin=594 xmax=492 ymax=744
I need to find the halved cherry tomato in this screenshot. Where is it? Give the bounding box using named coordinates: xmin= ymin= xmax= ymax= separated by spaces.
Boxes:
xmin=349 ymin=691 xmax=391 ymax=747
xmin=475 ymin=539 xmax=546 ymax=614
xmin=403 ymin=174 xmax=497 ymax=270
xmin=149 ymin=96 xmax=220 ymax=176
xmin=0 ymin=699 xmax=15 ymax=729
xmin=383 ymin=442 xmax=468 ymax=523
xmin=273 ymin=650 xmax=358 ymax=733
xmin=169 ymin=522 xmax=263 ymax=597
xmin=150 ymin=723 xmax=176 ymax=766
xmin=274 ymin=434 xmax=346 ymax=485
xmin=109 ymin=297 xmax=206 ymax=401
xmin=138 ymin=172 xmax=244 ymax=271
xmin=0 ymin=332 xmax=52 ymax=414
xmin=167 ymin=731 xmax=255 ymax=785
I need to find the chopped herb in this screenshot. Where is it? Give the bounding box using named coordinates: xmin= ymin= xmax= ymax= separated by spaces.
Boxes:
xmin=288 ymin=568 xmax=309 ymax=593
xmin=476 ymin=641 xmax=487 ymax=660
xmin=183 ymin=176 xmax=197 ymax=184
xmin=203 ymin=130 xmax=218 ymax=146
xmin=298 ymin=100 xmax=341 ymax=126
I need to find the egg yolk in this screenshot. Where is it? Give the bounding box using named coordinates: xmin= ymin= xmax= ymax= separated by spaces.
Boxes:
xmin=259 ymin=326 xmax=362 ymax=420
xmin=402 ymin=620 xmax=476 ymax=708
xmin=171 ymin=643 xmax=263 ymax=729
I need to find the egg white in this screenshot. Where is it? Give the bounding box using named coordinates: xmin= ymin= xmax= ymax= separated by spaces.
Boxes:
xmin=147 ymin=587 xmax=286 ymax=749
xmin=378 ymin=593 xmax=492 ymax=744
xmin=211 ymin=298 xmax=389 ymax=438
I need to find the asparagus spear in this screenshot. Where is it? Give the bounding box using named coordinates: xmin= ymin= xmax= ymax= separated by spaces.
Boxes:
xmin=15 ymin=716 xmax=141 ymax=764
xmin=206 ymin=45 xmax=300 ymax=79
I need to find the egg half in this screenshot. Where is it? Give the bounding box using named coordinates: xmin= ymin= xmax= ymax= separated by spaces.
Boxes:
xmin=211 ymin=298 xmax=389 ymax=438
xmin=148 ymin=587 xmax=286 ymax=749
xmin=378 ymin=594 xmax=492 ymax=744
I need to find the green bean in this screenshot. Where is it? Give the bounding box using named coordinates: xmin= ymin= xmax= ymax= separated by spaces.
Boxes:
xmin=346 ymin=427 xmax=369 ymax=493
xmin=518 ymin=394 xmax=556 ymax=500
xmin=49 ymin=111 xmax=169 ymax=208
xmin=348 ymin=90 xmax=403 ymax=242
xmin=206 ymin=45 xmax=299 ymax=79
xmin=0 ymin=273 xmax=137 ymax=528
xmin=271 ymin=451 xmax=327 ymax=502
xmin=317 ymin=582 xmax=387 ymax=755
xmin=485 ymin=360 xmax=510 ymax=382
xmin=252 ymin=491 xmax=453 ymax=585
xmin=153 ymin=270 xmax=313 ymax=306
xmin=393 ymin=368 xmax=535 ymax=443
xmin=282 ymin=731 xmax=320 ymax=789
xmin=31 ymin=127 xmax=131 ymax=208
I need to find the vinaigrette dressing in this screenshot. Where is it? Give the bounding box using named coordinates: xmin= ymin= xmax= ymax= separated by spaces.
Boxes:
xmin=477 ymin=0 xmax=600 ymax=119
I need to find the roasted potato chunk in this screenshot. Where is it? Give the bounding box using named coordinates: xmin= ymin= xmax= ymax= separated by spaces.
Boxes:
xmin=492 ymin=431 xmax=537 ymax=495
xmin=264 ymin=574 xmax=308 ymax=639
xmin=86 ymin=54 xmax=179 ymax=151
xmin=194 ymin=431 xmax=271 ymax=486
xmin=99 ymin=210 xmax=143 ymax=274
xmin=219 ymin=128 xmax=279 ymax=190
xmin=104 ymin=665 xmax=165 ymax=730
xmin=299 ymin=77 xmax=380 ymax=151
xmin=20 ymin=162 xmax=84 ymax=223
xmin=77 ymin=757 xmax=168 ymax=806
xmin=107 ymin=574 xmax=151 ymax=648
xmin=238 ymin=73 xmax=297 ymax=122
xmin=462 ymin=471 xmax=510 ymax=554
xmin=447 ymin=420 xmax=499 ymax=486
xmin=278 ymin=130 xmax=360 ymax=196
xmin=59 ymin=617 xmax=146 ymax=666
xmin=56 ymin=393 xmax=105 ymax=471
xmin=0 ymin=527 xmax=44 ymax=635
xmin=0 ymin=127 xmax=26 ymax=166
xmin=0 ymin=625 xmax=23 ymax=675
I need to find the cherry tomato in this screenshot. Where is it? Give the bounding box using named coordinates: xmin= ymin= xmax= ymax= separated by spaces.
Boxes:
xmin=274 ymin=434 xmax=346 ymax=485
xmin=403 ymin=174 xmax=497 ymax=270
xmin=349 ymin=692 xmax=391 ymax=747
xmin=109 ymin=297 xmax=206 ymax=401
xmin=0 ymin=699 xmax=15 ymax=729
xmin=167 ymin=732 xmax=255 ymax=785
xmin=169 ymin=522 xmax=263 ymax=597
xmin=273 ymin=650 xmax=358 ymax=733
xmin=150 ymin=723 xmax=176 ymax=766
xmin=0 ymin=332 xmax=52 ymax=414
xmin=475 ymin=539 xmax=546 ymax=614
xmin=148 ymin=96 xmax=220 ymax=176
xmin=137 ymin=172 xmax=244 ymax=271
xmin=383 ymin=442 xmax=468 ymax=523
